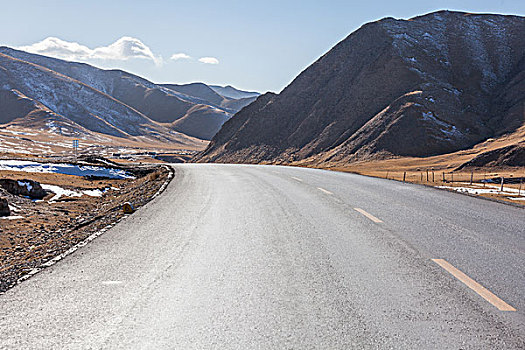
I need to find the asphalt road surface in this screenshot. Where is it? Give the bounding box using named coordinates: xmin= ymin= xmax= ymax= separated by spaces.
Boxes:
xmin=1 ymin=164 xmax=524 ymax=349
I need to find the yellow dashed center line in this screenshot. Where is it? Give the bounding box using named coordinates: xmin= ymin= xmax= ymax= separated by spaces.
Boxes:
xmin=353 ymin=208 xmax=383 ymax=223
xmin=317 ymin=187 xmax=333 ymax=195
xmin=432 ymin=259 xmax=516 ymax=311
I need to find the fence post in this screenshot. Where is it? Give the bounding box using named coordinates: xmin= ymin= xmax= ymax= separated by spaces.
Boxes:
xmin=420 ymin=172 xmax=423 ymax=181
xmin=432 ymin=171 xmax=435 ymax=182
xmin=403 ymin=171 xmax=406 ymax=182
xmin=519 ymin=178 xmax=522 ymax=196
xmin=442 ymin=172 xmax=445 ymax=183
xmin=470 ymin=170 xmax=473 ymax=185
xmin=500 ymin=177 xmax=504 ymax=192
xmin=426 ymin=169 xmax=429 ymax=182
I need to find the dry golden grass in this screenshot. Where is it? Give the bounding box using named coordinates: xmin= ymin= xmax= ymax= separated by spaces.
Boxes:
xmin=319 ymin=164 xmax=525 ymax=206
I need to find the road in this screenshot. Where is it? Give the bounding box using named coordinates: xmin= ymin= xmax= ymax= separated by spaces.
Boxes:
xmin=1 ymin=164 xmax=524 ymax=349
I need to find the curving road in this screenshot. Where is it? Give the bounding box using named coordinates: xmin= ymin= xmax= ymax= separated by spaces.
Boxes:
xmin=1 ymin=164 xmax=524 ymax=349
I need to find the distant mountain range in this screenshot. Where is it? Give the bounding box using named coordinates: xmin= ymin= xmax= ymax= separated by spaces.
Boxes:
xmin=209 ymin=85 xmax=260 ymax=100
xmin=0 ymin=47 xmax=259 ymax=144
xmin=196 ymin=11 xmax=525 ymax=167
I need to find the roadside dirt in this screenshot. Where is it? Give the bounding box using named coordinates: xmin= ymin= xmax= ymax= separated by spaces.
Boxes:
xmin=0 ymin=162 xmax=171 ymax=293
xmin=325 ymin=163 xmax=525 ymax=206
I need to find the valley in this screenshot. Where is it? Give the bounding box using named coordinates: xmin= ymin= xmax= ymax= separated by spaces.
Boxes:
xmin=1 ymin=5 xmax=525 ymax=349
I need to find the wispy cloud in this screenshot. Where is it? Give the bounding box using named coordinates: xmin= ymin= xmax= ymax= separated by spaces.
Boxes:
xmin=17 ymin=37 xmax=220 ymax=68
xmin=170 ymin=53 xmax=191 ymax=60
xmin=18 ymin=36 xmax=162 ymax=65
xmin=198 ymin=57 xmax=219 ymax=65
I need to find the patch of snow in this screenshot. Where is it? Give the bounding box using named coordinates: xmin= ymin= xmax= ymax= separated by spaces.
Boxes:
xmin=421 ymin=111 xmax=461 ymax=139
xmin=0 ymin=129 xmax=37 ymax=136
xmin=41 ymin=184 xmax=82 ymax=202
xmin=0 ymin=160 xmax=135 ymax=179
xmin=484 ymin=183 xmax=523 ymax=194
xmin=83 ymin=189 xmax=103 ymax=197
xmin=0 ymin=215 xmax=24 ymax=220
xmin=17 ymin=181 xmax=33 ymax=192
xmin=10 ymin=89 xmax=31 ymax=100
xmin=437 ymin=185 xmax=524 ymax=198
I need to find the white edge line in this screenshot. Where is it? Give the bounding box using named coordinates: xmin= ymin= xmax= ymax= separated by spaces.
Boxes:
xmin=1 ymin=165 xmax=174 ymax=295
xmin=291 ymin=176 xmax=303 ymax=182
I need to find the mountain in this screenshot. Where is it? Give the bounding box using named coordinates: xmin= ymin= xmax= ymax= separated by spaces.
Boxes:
xmin=161 ymin=83 xmax=226 ymax=107
xmin=196 ymin=11 xmax=525 ymax=167
xmin=171 ymin=105 xmax=231 ymax=140
xmin=161 ymin=82 xmax=259 ymax=117
xmin=0 ymin=51 xmax=194 ymax=146
xmin=210 ymin=85 xmax=260 ymax=100
xmin=0 ymin=47 xmax=258 ymax=143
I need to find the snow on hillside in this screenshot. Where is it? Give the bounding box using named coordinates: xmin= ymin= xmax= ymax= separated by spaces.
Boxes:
xmin=0 ymin=53 xmax=177 ymax=140
xmin=381 ymin=11 xmax=517 ymax=91
xmin=0 ymin=160 xmax=135 ymax=179
xmin=0 ymin=47 xmax=223 ymax=109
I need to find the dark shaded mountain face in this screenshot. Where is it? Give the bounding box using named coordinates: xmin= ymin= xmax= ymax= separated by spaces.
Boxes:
xmin=196 ymin=11 xmax=525 ymax=164
xmin=0 ymin=47 xmax=258 ymax=141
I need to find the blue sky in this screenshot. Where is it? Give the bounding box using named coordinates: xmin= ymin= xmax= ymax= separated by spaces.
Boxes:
xmin=1 ymin=0 xmax=524 ymax=93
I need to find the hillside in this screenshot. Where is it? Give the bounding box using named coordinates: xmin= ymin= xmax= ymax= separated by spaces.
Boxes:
xmin=209 ymin=85 xmax=260 ymax=100
xmin=0 ymin=52 xmax=191 ymax=144
xmin=0 ymin=47 xmax=258 ymax=144
xmin=162 ymin=83 xmax=258 ymax=114
xmin=196 ymin=11 xmax=525 ymax=168
xmin=161 ymin=83 xmax=226 ymax=108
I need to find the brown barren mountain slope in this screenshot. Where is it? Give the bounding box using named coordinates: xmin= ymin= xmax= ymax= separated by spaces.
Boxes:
xmin=0 ymin=47 xmax=258 ymax=144
xmin=0 ymin=52 xmax=204 ymax=150
xmin=195 ymin=11 xmax=525 ymax=169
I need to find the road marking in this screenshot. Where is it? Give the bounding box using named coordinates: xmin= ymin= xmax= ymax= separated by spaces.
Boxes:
xmin=317 ymin=187 xmax=333 ymax=195
xmin=353 ymin=208 xmax=383 ymax=223
xmin=432 ymin=259 xmax=516 ymax=311
xmin=291 ymin=176 xmax=303 ymax=182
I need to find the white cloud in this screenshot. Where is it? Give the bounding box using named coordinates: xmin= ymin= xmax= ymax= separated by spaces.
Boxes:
xmin=198 ymin=57 xmax=219 ymax=65
xmin=170 ymin=53 xmax=191 ymax=60
xmin=18 ymin=36 xmax=162 ymax=65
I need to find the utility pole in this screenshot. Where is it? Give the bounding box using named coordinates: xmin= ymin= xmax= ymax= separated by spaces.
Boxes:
xmin=73 ymin=139 xmax=79 ymax=159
